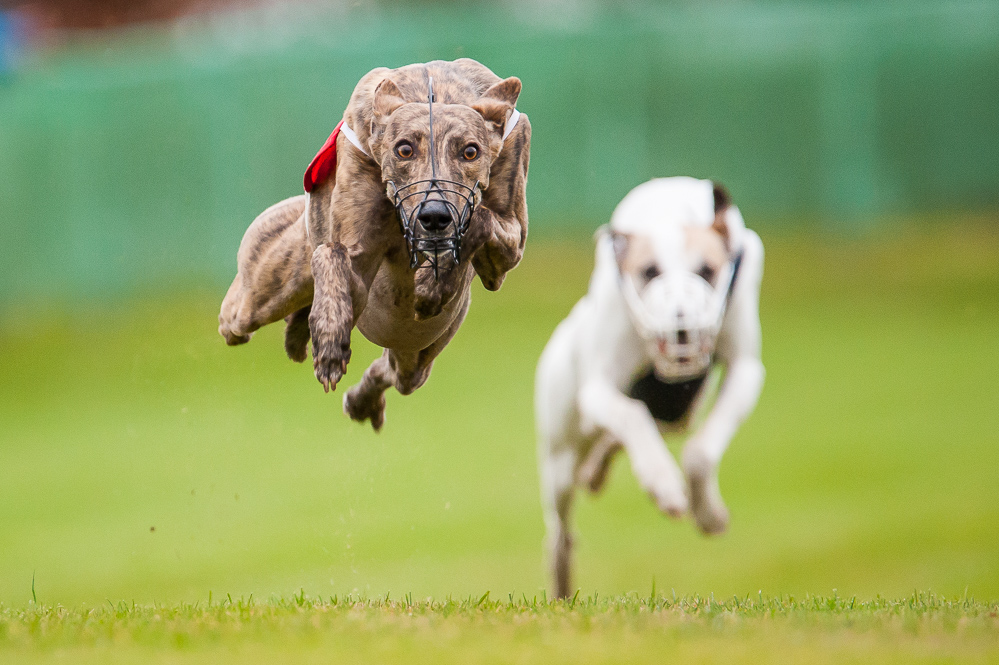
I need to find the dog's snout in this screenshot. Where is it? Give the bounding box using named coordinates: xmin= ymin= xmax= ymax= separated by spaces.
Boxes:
xmin=417 ymin=200 xmax=452 ymax=231
xmin=676 ymin=329 xmax=689 ymax=345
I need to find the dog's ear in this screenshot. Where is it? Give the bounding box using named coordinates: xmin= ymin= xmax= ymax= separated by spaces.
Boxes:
xmin=472 ymin=77 xmax=522 ymax=137
xmin=609 ymin=230 xmax=631 ymax=271
xmin=373 ymin=78 xmax=406 ymax=118
xmin=711 ymin=181 xmax=746 ymax=252
xmin=711 ymin=181 xmax=731 ymax=243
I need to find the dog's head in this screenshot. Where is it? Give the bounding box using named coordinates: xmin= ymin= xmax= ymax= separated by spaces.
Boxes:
xmin=369 ymin=76 xmax=521 ymax=270
xmin=608 ymin=178 xmax=744 ymax=381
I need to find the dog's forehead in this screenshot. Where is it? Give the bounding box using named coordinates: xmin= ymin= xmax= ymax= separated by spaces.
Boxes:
xmin=387 ymin=102 xmax=485 ymax=137
xmin=623 ymin=229 xmax=689 ymax=271
xmin=611 ymin=177 xmax=715 ymax=232
xmin=611 ymin=176 xmax=720 ymax=268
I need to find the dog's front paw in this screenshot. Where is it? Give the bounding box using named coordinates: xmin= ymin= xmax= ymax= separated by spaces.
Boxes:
xmin=638 ymin=463 xmax=689 ymax=518
xmin=313 ymin=346 xmax=350 ymax=393
xmin=309 ymin=315 xmax=351 ymax=392
xmin=687 ymin=469 xmax=729 ymax=535
xmin=312 ymin=337 xmax=350 ymax=392
xmin=343 ymin=384 xmax=386 ymax=432
xmin=684 ymin=449 xmax=729 ymax=535
xmin=219 ymin=326 xmax=253 ymax=346
xmin=649 ymin=480 xmax=689 ymax=519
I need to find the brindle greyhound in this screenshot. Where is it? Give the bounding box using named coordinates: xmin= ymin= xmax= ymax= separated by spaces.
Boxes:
xmin=218 ymin=59 xmax=531 ymax=430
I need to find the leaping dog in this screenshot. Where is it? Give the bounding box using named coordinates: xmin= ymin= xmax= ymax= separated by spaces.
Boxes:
xmin=535 ymin=177 xmax=765 ymax=598
xmin=218 ymin=59 xmax=530 ymax=430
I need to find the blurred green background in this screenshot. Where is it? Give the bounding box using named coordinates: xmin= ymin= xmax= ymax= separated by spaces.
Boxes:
xmin=2 ymin=0 xmax=998 ymax=302
xmin=0 ymin=0 xmax=997 ymax=607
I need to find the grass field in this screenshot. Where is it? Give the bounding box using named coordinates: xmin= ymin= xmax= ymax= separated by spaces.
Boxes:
xmin=3 ymin=593 xmax=998 ymax=664
xmin=1 ymin=223 xmax=998 ymax=661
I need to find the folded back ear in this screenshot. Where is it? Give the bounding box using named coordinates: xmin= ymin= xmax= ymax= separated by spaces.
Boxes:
xmin=711 ymin=181 xmax=731 ymax=242
xmin=373 ymin=78 xmax=406 ymax=118
xmin=710 ymin=181 xmax=746 ymax=252
xmin=472 ymin=77 xmax=522 ymax=137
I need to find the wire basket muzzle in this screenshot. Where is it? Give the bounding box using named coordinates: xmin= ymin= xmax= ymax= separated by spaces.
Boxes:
xmin=389 ymin=178 xmax=479 ymax=272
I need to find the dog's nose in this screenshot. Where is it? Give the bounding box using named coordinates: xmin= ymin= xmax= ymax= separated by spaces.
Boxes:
xmin=417 ymin=200 xmax=452 ymax=231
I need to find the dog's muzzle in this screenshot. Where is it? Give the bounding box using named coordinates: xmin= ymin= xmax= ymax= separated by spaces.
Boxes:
xmin=621 ymin=256 xmax=740 ymax=381
xmin=388 ymin=178 xmax=479 ymax=274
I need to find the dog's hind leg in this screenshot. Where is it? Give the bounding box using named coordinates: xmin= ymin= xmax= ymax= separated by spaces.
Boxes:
xmin=342 ymin=351 xmax=392 ymax=431
xmin=284 ymin=306 xmax=311 ymax=363
xmin=344 ymin=294 xmax=471 ymax=431
xmin=219 ymin=272 xmax=252 ymax=345
xmin=577 ymin=434 xmax=622 ymax=494
xmin=342 ymin=347 xmax=429 ymax=431
xmin=541 ymin=447 xmax=578 ymax=600
xmin=219 ymin=196 xmax=314 ymax=346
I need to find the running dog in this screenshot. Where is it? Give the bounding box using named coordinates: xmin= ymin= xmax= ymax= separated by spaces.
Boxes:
xmin=218 ymin=59 xmax=530 ymax=430
xmin=535 ymin=177 xmax=765 ymax=598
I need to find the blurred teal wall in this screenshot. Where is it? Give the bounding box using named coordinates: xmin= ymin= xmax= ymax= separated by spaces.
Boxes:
xmin=1 ymin=1 xmax=997 ymax=302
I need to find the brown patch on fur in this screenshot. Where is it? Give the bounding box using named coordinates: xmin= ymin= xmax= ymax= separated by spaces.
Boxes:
xmin=685 ymin=226 xmax=728 ymax=274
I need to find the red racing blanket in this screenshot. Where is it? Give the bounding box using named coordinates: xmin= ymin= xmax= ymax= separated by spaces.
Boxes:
xmin=303 ymin=119 xmax=344 ymax=193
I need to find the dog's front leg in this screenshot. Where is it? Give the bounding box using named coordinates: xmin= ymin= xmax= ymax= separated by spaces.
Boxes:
xmin=682 ymin=357 xmax=764 ymax=534
xmin=578 ymin=380 xmax=689 ymax=517
xmin=684 ymin=230 xmax=765 ymax=534
xmin=470 ymin=208 xmax=525 ymax=291
xmin=309 ymin=243 xmax=354 ymax=392
xmin=470 ymin=116 xmax=530 ymax=291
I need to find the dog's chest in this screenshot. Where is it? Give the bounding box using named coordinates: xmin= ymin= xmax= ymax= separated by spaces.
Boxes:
xmin=628 ymin=369 xmax=707 ymax=423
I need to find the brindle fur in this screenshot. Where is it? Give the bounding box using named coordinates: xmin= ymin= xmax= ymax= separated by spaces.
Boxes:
xmin=218 ymin=59 xmax=530 ymax=430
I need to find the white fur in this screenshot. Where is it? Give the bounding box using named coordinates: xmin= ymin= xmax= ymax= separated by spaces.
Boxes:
xmin=535 ymin=177 xmax=765 ymax=598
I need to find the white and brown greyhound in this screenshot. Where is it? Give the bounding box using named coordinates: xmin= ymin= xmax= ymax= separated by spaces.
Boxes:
xmin=535 ymin=177 xmax=765 ymax=598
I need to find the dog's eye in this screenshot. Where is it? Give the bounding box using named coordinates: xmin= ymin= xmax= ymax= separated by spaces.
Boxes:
xmin=642 ymin=264 xmax=661 ymax=282
xmin=395 ymin=142 xmax=414 ymax=159
xmin=462 ymin=144 xmax=479 ymax=161
xmin=697 ymin=265 xmax=716 ymax=283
